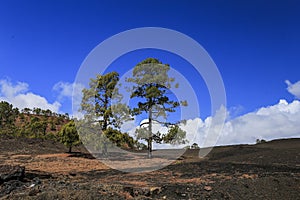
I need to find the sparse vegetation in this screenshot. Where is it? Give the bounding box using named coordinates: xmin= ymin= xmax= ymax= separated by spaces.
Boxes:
xmin=0 ymin=100 xmax=69 ymax=142
xmin=256 ymin=138 xmax=267 ymax=144
xmin=0 ymin=101 xmax=19 ymax=135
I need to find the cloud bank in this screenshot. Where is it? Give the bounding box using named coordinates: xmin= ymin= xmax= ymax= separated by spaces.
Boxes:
xmin=179 ymin=99 xmax=300 ymax=147
xmin=0 ymin=79 xmax=61 ymax=113
xmin=125 ymin=99 xmax=300 ymax=149
xmin=123 ymin=98 xmax=300 ymax=149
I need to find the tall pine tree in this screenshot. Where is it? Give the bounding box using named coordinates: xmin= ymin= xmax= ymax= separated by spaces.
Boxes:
xmin=80 ymin=71 xmax=132 ymax=155
xmin=127 ymin=58 xmax=187 ymax=158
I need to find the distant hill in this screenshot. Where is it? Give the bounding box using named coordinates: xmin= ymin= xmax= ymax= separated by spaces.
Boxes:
xmin=0 ymin=101 xmax=139 ymax=150
xmin=0 ymin=100 xmax=70 ymax=139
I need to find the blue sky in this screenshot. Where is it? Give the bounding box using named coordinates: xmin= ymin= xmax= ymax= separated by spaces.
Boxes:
xmin=1 ymin=0 xmax=300 ymax=145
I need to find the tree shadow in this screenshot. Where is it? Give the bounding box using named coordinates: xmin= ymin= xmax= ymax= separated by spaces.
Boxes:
xmin=25 ymin=170 xmax=53 ymax=181
xmin=67 ymin=152 xmax=96 ymax=159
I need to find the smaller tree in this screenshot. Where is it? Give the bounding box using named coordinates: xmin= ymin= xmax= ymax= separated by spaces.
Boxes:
xmin=22 ymin=107 xmax=31 ymax=114
xmin=33 ymin=107 xmax=42 ymax=115
xmin=256 ymin=138 xmax=267 ymax=144
xmin=191 ymin=143 xmax=200 ymax=149
xmin=58 ymin=121 xmax=81 ymax=153
xmin=43 ymin=109 xmax=53 ymax=117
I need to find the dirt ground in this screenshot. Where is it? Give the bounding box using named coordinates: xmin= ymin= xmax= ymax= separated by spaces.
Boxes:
xmin=0 ymin=134 xmax=299 ymax=199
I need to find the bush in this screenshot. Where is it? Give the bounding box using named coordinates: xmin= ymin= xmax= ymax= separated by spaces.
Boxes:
xmin=136 ymin=142 xmax=147 ymax=150
xmin=191 ymin=143 xmax=200 ymax=149
xmin=256 ymin=138 xmax=267 ymax=144
xmin=58 ymin=121 xmax=81 ymax=153
xmin=104 ymin=128 xmax=136 ymax=149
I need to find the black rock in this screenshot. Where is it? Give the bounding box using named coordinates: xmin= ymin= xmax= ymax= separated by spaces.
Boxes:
xmin=0 ymin=165 xmax=25 ymax=184
xmin=33 ymin=177 xmax=41 ymax=184
xmin=0 ymin=180 xmax=24 ymax=196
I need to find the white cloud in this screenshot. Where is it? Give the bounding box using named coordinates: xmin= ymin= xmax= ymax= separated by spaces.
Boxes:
xmin=194 ymin=99 xmax=300 ymax=147
xmin=285 ymin=80 xmax=300 ymax=99
xmin=0 ymin=79 xmax=29 ymax=97
xmin=123 ymin=99 xmax=300 ymax=149
xmin=219 ymin=99 xmax=300 ymax=145
xmin=53 ymin=81 xmax=75 ymax=100
xmin=0 ymin=79 xmax=61 ymax=112
xmin=53 ymin=81 xmax=85 ymax=117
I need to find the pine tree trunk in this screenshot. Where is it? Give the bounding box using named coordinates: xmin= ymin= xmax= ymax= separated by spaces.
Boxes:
xmin=148 ymin=107 xmax=153 ymax=159
xmin=68 ymin=146 xmax=72 ymax=153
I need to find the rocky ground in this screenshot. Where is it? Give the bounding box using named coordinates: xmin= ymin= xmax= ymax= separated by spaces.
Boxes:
xmin=0 ymin=134 xmax=299 ymax=199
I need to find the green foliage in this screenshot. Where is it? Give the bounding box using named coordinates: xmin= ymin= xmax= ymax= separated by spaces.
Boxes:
xmin=50 ymin=120 xmax=56 ymax=131
xmin=77 ymin=121 xmax=110 ymax=155
xmin=136 ymin=142 xmax=147 ymax=150
xmin=126 ymin=58 xmax=188 ymax=158
xmin=104 ymin=128 xmax=136 ymax=149
xmin=163 ymin=125 xmax=188 ymax=145
xmin=191 ymin=143 xmax=200 ymax=149
xmin=44 ymin=132 xmax=59 ymax=141
xmin=54 ymin=117 xmax=62 ymax=125
xmin=32 ymin=107 xmax=42 ymax=115
xmin=0 ymin=100 xmax=70 ymax=141
xmin=22 ymin=107 xmax=31 ymax=114
xmin=136 ymin=124 xmax=187 ymax=145
xmin=19 ymin=113 xmax=25 ymax=122
xmin=30 ymin=116 xmax=39 ymax=124
xmin=135 ymin=125 xmax=154 ymax=141
xmin=81 ymin=71 xmax=126 ymax=130
xmin=41 ymin=109 xmax=53 ymax=116
xmin=30 ymin=120 xmax=47 ymax=138
xmin=77 ymin=118 xmax=138 ymax=155
xmin=80 ymin=71 xmax=135 ymax=154
xmin=0 ymin=101 xmax=19 ymax=134
xmin=58 ymin=120 xmax=81 ymax=153
xmin=127 ymin=58 xmax=179 ymax=117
